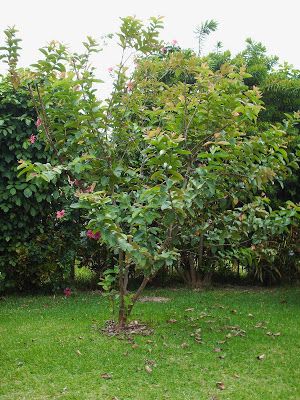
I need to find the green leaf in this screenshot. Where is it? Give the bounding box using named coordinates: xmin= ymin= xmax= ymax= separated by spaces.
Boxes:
xmin=23 ymin=188 xmax=32 ymax=198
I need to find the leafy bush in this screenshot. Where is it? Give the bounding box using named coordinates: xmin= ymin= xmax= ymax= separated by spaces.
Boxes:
xmin=0 ymin=72 xmax=80 ymax=291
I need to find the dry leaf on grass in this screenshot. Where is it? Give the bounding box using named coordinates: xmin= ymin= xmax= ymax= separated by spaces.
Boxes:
xmin=266 ymin=331 xmax=281 ymax=338
xmin=216 ymin=382 xmax=225 ymax=390
xmin=213 ymin=347 xmax=222 ymax=353
xmin=257 ymin=354 xmax=266 ymax=361
xmin=255 ymin=321 xmax=267 ymax=329
xmin=100 ymin=373 xmax=113 ymax=379
xmin=145 ymin=365 xmax=152 ymax=374
xmin=181 ymin=342 xmax=189 ymax=348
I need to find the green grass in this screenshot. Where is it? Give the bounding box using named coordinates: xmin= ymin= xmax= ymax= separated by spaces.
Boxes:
xmin=0 ymin=287 xmax=299 ymax=400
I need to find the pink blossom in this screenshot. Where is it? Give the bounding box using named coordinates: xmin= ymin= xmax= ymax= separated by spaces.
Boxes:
xmin=171 ymin=39 xmax=178 ymax=46
xmin=161 ymin=47 xmax=167 ymax=54
xmin=56 ymin=209 xmax=65 ymax=219
xmin=107 ymin=67 xmax=113 ymax=73
xmin=93 ymin=231 xmax=101 ymax=240
xmin=64 ymin=287 xmax=71 ymax=297
xmin=36 ymin=118 xmax=42 ymax=128
xmin=126 ymin=81 xmax=134 ymax=91
xmin=86 ymin=229 xmax=101 ymax=240
xmin=29 ymin=134 xmax=36 ymax=144
xmin=86 ymin=230 xmax=94 ymax=238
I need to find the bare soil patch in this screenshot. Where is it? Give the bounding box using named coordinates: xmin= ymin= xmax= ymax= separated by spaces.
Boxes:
xmin=138 ymin=296 xmax=170 ymax=303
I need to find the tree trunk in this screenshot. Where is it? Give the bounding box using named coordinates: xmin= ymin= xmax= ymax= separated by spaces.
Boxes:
xmin=188 ymin=253 xmax=197 ymax=288
xmin=198 ymin=235 xmax=204 ymax=270
xmin=127 ymin=275 xmax=151 ymax=317
xmin=118 ymin=250 xmax=127 ymax=329
xmin=70 ymin=254 xmax=76 ymax=282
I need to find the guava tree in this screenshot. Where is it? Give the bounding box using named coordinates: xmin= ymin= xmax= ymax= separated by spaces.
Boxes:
xmin=14 ymin=17 xmax=299 ymax=326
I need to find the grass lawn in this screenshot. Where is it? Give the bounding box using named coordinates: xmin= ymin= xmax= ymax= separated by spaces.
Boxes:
xmin=0 ymin=287 xmax=299 ymax=400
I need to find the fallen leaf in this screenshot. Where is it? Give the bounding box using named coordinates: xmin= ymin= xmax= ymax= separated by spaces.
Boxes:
xmin=248 ymin=313 xmax=254 ymax=317
xmin=145 ymin=359 xmax=156 ymax=366
xmin=200 ymin=312 xmax=212 ymax=318
xmin=145 ymin=365 xmax=152 ymax=374
xmin=167 ymin=319 xmax=177 ymax=324
xmin=231 ymin=309 xmax=237 ymax=314
xmin=219 ymin=355 xmax=225 ymax=360
xmin=257 ymin=354 xmax=266 ymax=361
xmin=267 ymin=331 xmax=281 ymax=337
xmin=185 ymin=308 xmax=195 ymax=312
xmin=213 ymin=347 xmax=222 ymax=353
xmin=100 ymin=373 xmax=112 ymax=379
xmin=233 ymin=373 xmax=240 ymax=379
xmin=194 ymin=336 xmax=203 ymax=344
xmin=131 ymin=344 xmax=139 ymax=349
xmin=255 ymin=321 xmax=267 ymax=329
xmin=181 ymin=342 xmax=189 ymax=348
xmin=216 ymin=382 xmax=225 ymax=390
xmin=76 ymin=350 xmax=82 ymax=356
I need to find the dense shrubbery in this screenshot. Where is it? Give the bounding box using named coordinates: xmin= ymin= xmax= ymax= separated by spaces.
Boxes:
xmin=0 ymin=77 xmax=82 ymax=291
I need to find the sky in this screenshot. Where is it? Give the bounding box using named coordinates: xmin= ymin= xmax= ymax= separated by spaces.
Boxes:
xmin=0 ymin=0 xmax=299 ymax=96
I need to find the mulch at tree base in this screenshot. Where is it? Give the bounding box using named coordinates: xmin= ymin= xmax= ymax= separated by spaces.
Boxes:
xmin=101 ymin=319 xmax=154 ymax=337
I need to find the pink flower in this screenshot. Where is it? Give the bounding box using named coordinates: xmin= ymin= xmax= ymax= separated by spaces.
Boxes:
xmin=161 ymin=47 xmax=167 ymax=53
xmin=56 ymin=209 xmax=65 ymax=219
xmin=36 ymin=118 xmax=42 ymax=128
xmin=86 ymin=229 xmax=93 ymax=238
xmin=108 ymin=67 xmax=113 ymax=73
xmin=86 ymin=229 xmax=101 ymax=240
xmin=126 ymin=81 xmax=134 ymax=91
xmin=93 ymin=231 xmax=101 ymax=240
xmin=29 ymin=134 xmax=36 ymax=144
xmin=64 ymin=287 xmax=71 ymax=297
xmin=171 ymin=39 xmax=178 ymax=46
